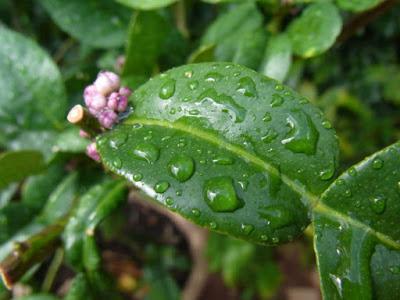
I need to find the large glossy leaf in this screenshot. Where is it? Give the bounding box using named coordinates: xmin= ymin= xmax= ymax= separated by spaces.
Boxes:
xmin=116 ymin=0 xmax=178 ymax=10
xmin=97 ymin=62 xmax=339 ymax=245
xmin=0 ymin=27 xmax=67 ymax=155
xmin=313 ymin=141 xmax=400 ymax=299
xmin=287 ymin=2 xmax=342 ymax=58
xmin=39 ymin=0 xmax=130 ymax=48
xmin=336 ymin=0 xmax=382 ymax=12
xmin=0 ymin=151 xmax=45 ymax=189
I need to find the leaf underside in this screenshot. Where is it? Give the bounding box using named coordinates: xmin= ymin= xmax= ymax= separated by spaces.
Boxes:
xmin=97 ymin=62 xmax=339 ymax=245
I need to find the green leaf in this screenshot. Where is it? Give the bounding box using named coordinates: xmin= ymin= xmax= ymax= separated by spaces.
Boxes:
xmin=116 ymin=0 xmax=178 ymax=10
xmin=0 ymin=184 xmax=17 ymax=209
xmin=336 ymin=0 xmax=382 ymax=12
xmin=39 ymin=0 xmax=130 ymax=48
xmin=0 ymin=27 xmax=67 ymax=155
xmin=17 ymin=294 xmax=59 ymax=300
xmin=187 ymin=44 xmax=216 ymax=64
xmin=199 ymin=2 xmax=266 ymax=68
xmin=63 ymin=180 xmax=127 ymax=269
xmin=122 ymin=11 xmax=172 ymax=78
xmin=65 ymin=274 xmax=94 ymax=300
xmin=287 ymin=2 xmax=342 ymax=58
xmin=259 ymin=34 xmax=292 ymax=82
xmin=0 ymin=151 xmax=45 ymax=189
xmin=53 ymin=127 xmax=90 ymax=154
xmin=97 ymin=62 xmax=339 ymax=245
xmin=313 ymin=141 xmax=400 ymax=299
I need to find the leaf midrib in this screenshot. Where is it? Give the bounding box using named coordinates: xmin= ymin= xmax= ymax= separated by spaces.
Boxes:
xmin=124 ymin=118 xmax=400 ymax=250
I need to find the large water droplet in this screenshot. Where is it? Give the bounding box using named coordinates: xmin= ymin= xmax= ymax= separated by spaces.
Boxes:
xmin=270 ymin=94 xmax=284 ymax=107
xmin=133 ymin=143 xmax=159 ymax=164
xmin=372 ymin=158 xmax=384 ymax=169
xmin=212 ymin=156 xmax=234 ymax=165
xmin=154 ymin=181 xmax=170 ymax=193
xmin=281 ymin=111 xmax=319 ymax=155
xmin=168 ymin=155 xmax=195 ymax=182
xmin=319 ymin=161 xmax=335 ymax=181
xmin=370 ymin=195 xmax=386 ymax=214
xmin=159 ymin=78 xmax=176 ymax=99
xmin=236 ymin=77 xmax=257 ymax=97
xmin=258 ymin=206 xmax=294 ymax=229
xmin=165 ymin=197 xmax=174 ymax=206
xmin=204 ymin=177 xmax=241 ymax=212
xmin=112 ymin=157 xmax=122 ymax=169
xmin=205 ymin=72 xmax=222 ymax=83
xmin=110 ymin=132 xmax=128 ymax=149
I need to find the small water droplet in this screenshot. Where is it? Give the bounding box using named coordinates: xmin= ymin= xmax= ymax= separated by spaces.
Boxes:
xmin=258 ymin=206 xmax=294 ymax=229
xmin=319 ymin=162 xmax=335 ymax=181
xmin=238 ymin=180 xmax=249 ymax=191
xmin=154 ymin=181 xmax=170 ymax=193
xmin=344 ymin=189 xmax=352 ymax=197
xmin=322 ymin=120 xmax=332 ymax=129
xmin=176 ymin=190 xmax=182 ymax=196
xmin=133 ymin=173 xmax=143 ymax=181
xmin=261 ymin=129 xmax=278 ymax=143
xmin=299 ymin=97 xmax=309 ymax=104
xmin=212 ymin=156 xmax=234 ymax=165
xmin=270 ymin=94 xmax=284 ymax=107
xmin=372 ymin=158 xmax=383 ymax=169
xmin=275 ymin=84 xmax=284 ymax=91
xmin=348 ymin=167 xmax=357 ymax=177
xmin=133 ymin=123 xmax=143 ymax=129
xmin=159 ymin=78 xmax=176 ymax=99
xmin=209 ymin=222 xmax=217 ymax=229
xmin=337 ymin=179 xmax=345 ymax=185
xmin=168 ymin=155 xmax=195 ymax=182
xmin=205 ymin=72 xmax=222 ymax=83
xmin=169 ymin=108 xmax=176 ymax=115
xmin=390 ymin=266 xmax=400 ymax=274
xmin=184 ymin=70 xmax=193 ymax=78
xmin=191 ymin=208 xmax=201 ymax=217
xmin=236 ymin=77 xmax=257 ymax=97
xmin=189 ymin=109 xmax=200 ymax=115
xmin=241 ymin=224 xmax=254 ymax=235
xmin=110 ymin=132 xmax=128 ymax=149
xmin=370 ymin=195 xmax=386 ymax=214
xmin=188 ymin=80 xmax=199 ymax=90
xmin=199 ymin=159 xmax=206 ymax=164
xmin=133 ymin=143 xmax=159 ymax=164
xmin=260 ymin=235 xmax=268 ymax=241
xmin=262 ymin=112 xmax=272 ymax=122
xmin=272 ymin=237 xmax=279 ymax=243
xmin=204 ymin=177 xmax=241 ymax=212
xmin=112 ymin=157 xmax=122 ymax=169
xmin=165 ymin=197 xmax=174 ymax=206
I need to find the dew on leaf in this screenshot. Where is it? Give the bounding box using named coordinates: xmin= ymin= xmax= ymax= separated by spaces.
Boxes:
xmin=188 ymin=80 xmax=199 ymax=90
xmin=205 ymin=72 xmax=222 ymax=83
xmin=241 ymin=224 xmax=254 ymax=235
xmin=270 ymin=94 xmax=284 ymax=107
xmin=262 ymin=112 xmax=272 ymax=122
xmin=275 ymin=84 xmax=284 ymax=91
xmin=236 ymin=76 xmax=257 ymax=97
xmin=372 ymin=158 xmax=384 ymax=169
xmin=322 ymin=120 xmax=332 ymax=129
xmin=238 ymin=180 xmax=249 ymax=191
xmin=133 ymin=143 xmax=159 ymax=164
xmin=111 ymin=157 xmax=122 ymax=169
xmin=165 ymin=197 xmax=174 ymax=206
xmin=319 ymin=163 xmax=335 ymax=181
xmin=260 ymin=234 xmax=268 ymax=241
xmin=370 ymin=195 xmax=386 ymax=214
xmin=184 ymin=70 xmax=193 ymax=78
xmin=133 ymin=173 xmax=143 ymax=181
xmin=258 ymin=206 xmax=294 ymax=229
xmin=348 ymin=167 xmax=357 ymax=177
xmin=209 ymin=222 xmax=217 ymax=229
xmin=281 ymin=111 xmax=319 ymax=155
xmin=159 ymin=78 xmax=176 ymax=99
xmin=168 ymin=154 xmax=195 ymax=182
xmin=204 ymin=176 xmax=241 ymax=212
xmin=261 ymin=128 xmax=278 ymax=143
xmin=191 ymin=208 xmax=201 ymax=217
xmin=212 ymin=156 xmax=234 ymax=165
xmin=110 ymin=132 xmax=128 ymax=149
xmin=154 ymin=181 xmax=170 ymax=193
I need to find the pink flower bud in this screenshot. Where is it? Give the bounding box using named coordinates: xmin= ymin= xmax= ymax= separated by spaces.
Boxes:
xmin=79 ymin=130 xmax=90 ymax=138
xmin=94 ymin=71 xmax=120 ymax=96
xmin=107 ymin=92 xmax=119 ymax=111
xmin=117 ymin=95 xmax=128 ymax=112
xmin=89 ymin=94 xmax=107 ymax=111
xmin=98 ymin=109 xmax=118 ymax=129
xmin=119 ymin=87 xmax=132 ymax=98
xmin=83 ymin=85 xmax=97 ymax=106
xmin=86 ymin=143 xmax=100 ymax=162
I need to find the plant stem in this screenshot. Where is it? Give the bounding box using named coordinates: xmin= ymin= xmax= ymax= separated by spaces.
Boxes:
xmin=0 ymin=222 xmax=65 ymax=289
xmin=41 ymin=248 xmax=64 ymax=293
xmin=174 ymin=0 xmax=189 ymax=39
xmin=67 ymin=105 xmax=103 ymax=137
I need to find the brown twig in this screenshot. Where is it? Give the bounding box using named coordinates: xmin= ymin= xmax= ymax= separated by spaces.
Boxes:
xmin=67 ymin=105 xmax=102 ymax=137
xmin=336 ymin=0 xmax=398 ymax=44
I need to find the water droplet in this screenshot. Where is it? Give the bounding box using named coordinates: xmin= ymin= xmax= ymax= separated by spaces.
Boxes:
xmin=322 ymin=120 xmax=332 ymax=129
xmin=370 ymin=195 xmax=386 ymax=214
xmin=261 ymin=129 xmax=278 ymax=143
xmin=233 ymin=72 xmax=240 ymax=77
xmin=372 ymin=158 xmax=383 ymax=169
xmin=168 ymin=155 xmax=195 ymax=182
xmin=390 ymin=266 xmax=400 ymax=274
xmin=176 ymin=190 xmax=182 ymax=196
xmin=159 ymin=78 xmax=176 ymax=99
xmin=344 ymin=189 xmax=352 ymax=197
xmin=241 ymin=224 xmax=254 ymax=235
xmin=112 ymin=157 xmax=122 ymax=169
xmin=133 ymin=123 xmax=143 ymax=129
xmin=275 ymin=84 xmax=284 ymax=91
xmin=184 ymin=70 xmax=193 ymax=78
xmin=270 ymin=94 xmax=284 ymax=107
xmin=204 ymin=177 xmax=241 ymax=212
xmin=169 ymin=108 xmax=176 ymax=115
xmin=189 ymin=109 xmax=200 ymax=115
xmin=209 ymin=222 xmax=217 ymax=229
xmin=258 ymin=206 xmax=294 ymax=229
xmin=236 ymin=77 xmax=257 ymax=97
xmin=299 ymin=97 xmax=309 ymax=104
xmin=281 ymin=111 xmax=319 ymax=155
xmin=154 ymin=181 xmax=170 ymax=193
xmin=133 ymin=173 xmax=143 ymax=181
xmin=165 ymin=197 xmax=174 ymax=206
xmin=205 ymin=72 xmax=222 ymax=83
xmin=110 ymin=132 xmax=128 ymax=149
xmin=212 ymin=156 xmax=234 ymax=165
xmin=319 ymin=162 xmax=335 ymax=181
xmin=337 ymin=179 xmax=345 ymax=185
xmin=191 ymin=209 xmax=200 ymax=217
xmin=272 ymin=237 xmax=279 ymax=243
xmin=133 ymin=143 xmax=159 ymax=164
xmin=348 ymin=167 xmax=357 ymax=177
xmin=262 ymin=112 xmax=272 ymax=122
xmin=397 ymin=181 xmax=400 ymax=193
xmin=260 ymin=235 xmax=268 ymax=241
xmin=188 ymin=80 xmax=199 ymax=90
xmin=199 ymin=159 xmax=206 ymax=164
xmin=238 ymin=180 xmax=249 ymax=191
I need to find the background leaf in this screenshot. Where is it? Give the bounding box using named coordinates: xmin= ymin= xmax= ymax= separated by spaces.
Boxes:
xmin=313 ymin=141 xmax=400 ymax=299
xmin=287 ymin=2 xmax=342 ymax=58
xmin=336 ymin=0 xmax=382 ymax=12
xmin=97 ymin=62 xmax=339 ymax=245
xmin=116 ymin=0 xmax=178 ymax=10
xmin=39 ymin=0 xmax=131 ymax=48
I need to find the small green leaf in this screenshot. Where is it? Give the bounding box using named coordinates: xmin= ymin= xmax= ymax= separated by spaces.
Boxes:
xmin=65 ymin=274 xmax=94 ymax=300
xmin=98 ymin=62 xmax=339 ymax=245
xmin=259 ymin=34 xmax=292 ymax=82
xmin=53 ymin=127 xmax=90 ymax=154
xmin=0 ymin=151 xmax=45 ymax=189
xmin=287 ymin=2 xmax=342 ymax=58
xmin=336 ymin=0 xmax=382 ymax=12
xmin=39 ymin=0 xmax=130 ymax=48
xmin=313 ymin=141 xmax=400 ymax=299
xmin=115 ymin=0 xmax=178 ymax=10
xmin=0 ymin=27 xmax=66 ymax=156
xmin=187 ymin=44 xmax=216 ymax=64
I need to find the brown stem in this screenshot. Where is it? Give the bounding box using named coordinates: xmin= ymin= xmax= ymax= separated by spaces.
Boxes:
xmin=67 ymin=105 xmax=102 ymax=137
xmin=0 ymin=222 xmax=65 ymax=289
xmin=336 ymin=0 xmax=398 ymax=44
